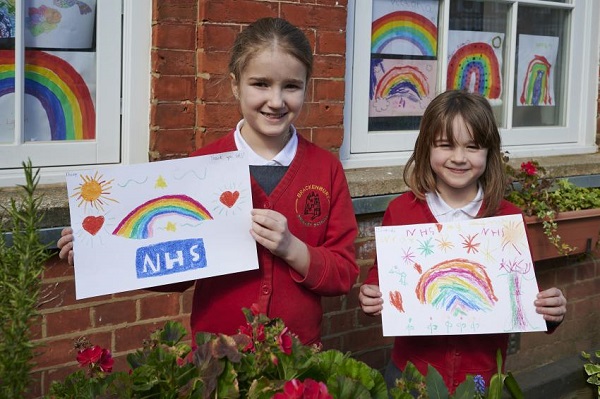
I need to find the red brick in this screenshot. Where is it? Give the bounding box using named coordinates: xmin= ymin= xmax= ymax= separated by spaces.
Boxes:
xmin=312 ymin=54 xmax=346 ymax=79
xmin=322 ymin=310 xmax=357 ymax=335
xmin=42 ymin=255 xmax=73 ymax=280
xmin=318 ymin=0 xmax=348 ymax=5
xmin=314 ymin=78 xmax=345 ymax=101
xmin=565 ymin=279 xmax=600 ymax=300
xmin=93 ymin=300 xmax=137 ymax=327
xmin=198 ymin=24 xmax=240 ymax=51
xmin=153 ymin=23 xmax=196 ymax=50
xmin=114 ymin=322 xmax=162 ymax=352
xmin=312 ymin=127 xmax=344 ymax=150
xmin=152 ymin=75 xmax=196 ymax=101
xmin=139 ymin=292 xmax=181 ymax=320
xmin=575 ymin=260 xmax=597 ymax=281
xmin=153 ymin=0 xmax=197 ymax=23
xmin=197 ymin=50 xmax=230 ymax=75
xmin=152 ymin=49 xmax=196 ymax=76
xmin=152 ymin=103 xmax=196 ymax=130
xmin=45 ymin=308 xmax=91 ymax=336
xmin=555 ymin=265 xmax=576 ymax=285
xmin=281 ymin=4 xmax=347 ymax=31
xmin=197 ymin=103 xmax=241 ymax=128
xmin=198 ymin=74 xmax=233 ymax=102
xmin=296 ymin=102 xmax=344 ymax=127
xmin=151 ymin=129 xmax=196 ymax=155
xmin=200 ymin=0 xmax=277 ymax=24
xmin=34 ymin=338 xmax=82 ymax=369
xmin=317 ymin=30 xmax=347 ymax=54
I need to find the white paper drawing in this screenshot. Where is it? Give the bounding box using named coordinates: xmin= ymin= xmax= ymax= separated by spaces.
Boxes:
xmin=374 ymin=214 xmax=547 ymax=337
xmin=516 ymin=34 xmax=559 ymax=107
xmin=65 ymin=151 xmax=259 ymax=299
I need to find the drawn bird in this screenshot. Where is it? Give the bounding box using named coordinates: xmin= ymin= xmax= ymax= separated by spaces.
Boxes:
xmin=53 ymin=0 xmax=92 ymax=15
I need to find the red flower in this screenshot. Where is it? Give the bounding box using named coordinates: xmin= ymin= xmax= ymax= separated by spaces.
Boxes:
xmin=76 ymin=345 xmax=113 ymax=373
xmin=250 ymin=303 xmax=261 ymax=315
xmin=273 ymin=379 xmax=332 ymax=399
xmin=77 ymin=345 xmax=103 ymax=367
xmin=238 ymin=323 xmax=255 ymax=352
xmin=98 ymin=348 xmax=114 ymax=372
xmin=278 ymin=327 xmax=293 ymax=355
xmin=255 ymin=323 xmax=265 ymax=342
xmin=521 ymin=161 xmax=537 ymax=176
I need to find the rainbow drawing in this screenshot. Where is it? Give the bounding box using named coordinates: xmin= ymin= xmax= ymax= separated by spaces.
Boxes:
xmin=0 ymin=50 xmax=95 ymax=140
xmin=373 ymin=65 xmax=430 ymax=102
xmin=446 ymin=42 xmax=501 ymax=100
xmin=415 ymin=258 xmax=498 ymax=316
xmin=371 ymin=11 xmax=437 ymax=56
xmin=113 ymin=195 xmax=213 ymax=240
xmin=519 ymin=55 xmax=552 ymax=106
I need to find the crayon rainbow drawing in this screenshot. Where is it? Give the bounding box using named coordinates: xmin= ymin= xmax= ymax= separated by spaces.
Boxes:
xmin=0 ymin=50 xmax=95 ymax=140
xmin=415 ymin=258 xmax=498 ymax=317
xmin=371 ymin=11 xmax=437 ymax=56
xmin=371 ymin=63 xmax=430 ymax=105
xmin=519 ymin=55 xmax=552 ymax=106
xmin=446 ymin=42 xmax=501 ymax=100
xmin=113 ymin=194 xmax=213 ymax=240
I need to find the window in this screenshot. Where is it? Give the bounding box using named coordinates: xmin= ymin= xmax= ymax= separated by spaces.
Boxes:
xmin=0 ymin=0 xmax=150 ymax=186
xmin=342 ymin=0 xmax=600 ymax=168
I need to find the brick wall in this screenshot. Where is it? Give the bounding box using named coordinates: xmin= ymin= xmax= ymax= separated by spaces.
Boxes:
xmin=25 ymin=0 xmax=600 ymax=397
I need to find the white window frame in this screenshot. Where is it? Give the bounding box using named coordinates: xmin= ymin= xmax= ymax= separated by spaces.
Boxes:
xmin=0 ymin=0 xmax=151 ymax=186
xmin=341 ymin=0 xmax=600 ymax=169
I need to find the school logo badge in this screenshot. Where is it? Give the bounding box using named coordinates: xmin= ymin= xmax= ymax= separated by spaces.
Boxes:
xmin=295 ymin=184 xmax=330 ymax=227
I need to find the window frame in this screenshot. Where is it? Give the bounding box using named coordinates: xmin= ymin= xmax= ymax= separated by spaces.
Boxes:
xmin=0 ymin=0 xmax=151 ymax=187
xmin=341 ymin=0 xmax=600 ymax=169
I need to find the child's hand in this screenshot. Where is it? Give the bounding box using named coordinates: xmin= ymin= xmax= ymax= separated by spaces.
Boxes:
xmin=534 ymin=287 xmax=567 ymax=324
xmin=57 ymin=227 xmax=74 ymax=266
xmin=359 ymin=284 xmax=384 ymax=316
xmin=250 ymin=209 xmax=309 ymax=275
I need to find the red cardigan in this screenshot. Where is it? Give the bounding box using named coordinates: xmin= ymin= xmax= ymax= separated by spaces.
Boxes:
xmin=187 ymin=132 xmax=358 ymax=345
xmin=364 ymin=192 xmax=525 ymax=391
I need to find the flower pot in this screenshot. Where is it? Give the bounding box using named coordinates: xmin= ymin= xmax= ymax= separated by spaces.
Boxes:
xmin=524 ymin=208 xmax=600 ymax=261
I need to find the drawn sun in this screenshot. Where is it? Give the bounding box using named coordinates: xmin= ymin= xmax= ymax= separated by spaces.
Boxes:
xmin=71 ymin=171 xmax=119 ymax=211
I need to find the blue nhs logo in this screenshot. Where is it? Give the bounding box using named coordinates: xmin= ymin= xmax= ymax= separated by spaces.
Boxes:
xmin=135 ymin=238 xmax=207 ymax=278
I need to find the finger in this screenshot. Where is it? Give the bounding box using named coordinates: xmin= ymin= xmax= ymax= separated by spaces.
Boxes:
xmin=61 ymin=227 xmax=73 ymax=237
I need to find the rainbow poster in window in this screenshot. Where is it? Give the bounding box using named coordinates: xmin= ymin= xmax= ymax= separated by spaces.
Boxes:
xmin=369 ymin=58 xmax=437 ymax=117
xmin=371 ymin=0 xmax=439 ymax=57
xmin=516 ymin=35 xmax=558 ymax=107
xmin=0 ymin=50 xmax=95 ymax=142
xmin=65 ymin=151 xmax=258 ymax=299
xmin=446 ymin=31 xmax=504 ymax=106
xmin=374 ymin=215 xmax=547 ymax=336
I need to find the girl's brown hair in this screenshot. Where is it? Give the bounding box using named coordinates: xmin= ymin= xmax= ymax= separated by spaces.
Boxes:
xmin=403 ymin=90 xmax=506 ymax=217
xmin=229 ymin=17 xmax=313 ymax=82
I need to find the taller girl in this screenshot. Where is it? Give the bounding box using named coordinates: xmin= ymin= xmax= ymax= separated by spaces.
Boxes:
xmin=358 ymin=90 xmax=566 ymax=393
xmin=188 ymin=17 xmax=359 ymax=345
xmin=59 ymin=17 xmax=358 ymax=345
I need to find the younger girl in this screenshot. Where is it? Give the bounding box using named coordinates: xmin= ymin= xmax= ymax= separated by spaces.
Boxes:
xmin=358 ymin=90 xmax=566 ymax=393
xmin=59 ymin=17 xmax=359 ymax=346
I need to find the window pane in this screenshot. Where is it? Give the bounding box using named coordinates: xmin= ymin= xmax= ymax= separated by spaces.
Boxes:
xmin=0 ymin=0 xmax=15 ymax=144
xmin=368 ymin=0 xmax=440 ymax=132
xmin=23 ymin=0 xmax=97 ymax=142
xmin=513 ymin=5 xmax=567 ymax=127
xmin=448 ymin=0 xmax=509 ymax=127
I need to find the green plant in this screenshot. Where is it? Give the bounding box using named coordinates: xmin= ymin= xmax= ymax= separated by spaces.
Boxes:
xmin=503 ymin=152 xmax=600 ymax=256
xmin=581 ymin=350 xmax=600 ymax=397
xmin=48 ymin=307 xmax=388 ymax=398
xmin=390 ymin=349 xmax=523 ymax=399
xmin=0 ymin=160 xmax=51 ymax=398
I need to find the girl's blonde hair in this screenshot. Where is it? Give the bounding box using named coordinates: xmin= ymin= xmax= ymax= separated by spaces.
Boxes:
xmin=403 ymin=90 xmax=506 ymax=217
xmin=229 ymin=17 xmax=313 ymax=82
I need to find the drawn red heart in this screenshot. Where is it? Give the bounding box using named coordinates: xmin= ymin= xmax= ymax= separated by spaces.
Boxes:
xmin=220 ymin=191 xmax=240 ymax=208
xmin=82 ymin=216 xmax=105 ymax=236
xmin=435 ymin=223 xmax=443 ymax=232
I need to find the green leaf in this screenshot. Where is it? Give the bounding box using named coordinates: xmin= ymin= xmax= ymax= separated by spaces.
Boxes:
xmin=425 ymin=365 xmax=449 ymax=399
xmin=504 ymin=372 xmax=524 ymax=399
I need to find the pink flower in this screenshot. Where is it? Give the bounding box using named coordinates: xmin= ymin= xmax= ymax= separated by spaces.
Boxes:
xmin=273 ymin=379 xmax=332 ymax=399
xmin=278 ymin=327 xmax=293 ymax=355
xmin=250 ymin=303 xmax=261 ymax=315
xmin=521 ymin=161 xmax=537 ymax=176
